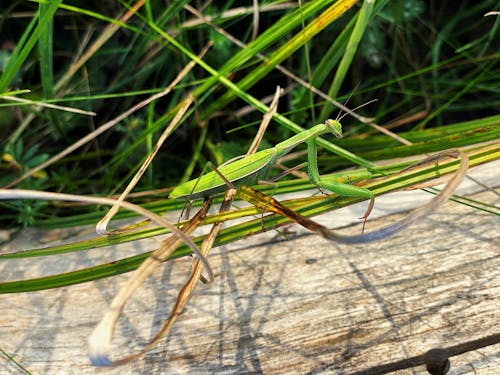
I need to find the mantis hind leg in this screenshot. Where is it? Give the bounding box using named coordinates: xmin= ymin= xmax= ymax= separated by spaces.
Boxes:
xmin=317 ymin=179 xmax=374 ymax=232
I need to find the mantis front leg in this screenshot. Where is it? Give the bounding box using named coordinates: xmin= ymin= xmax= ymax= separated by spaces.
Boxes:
xmin=305 ymin=138 xmax=375 ymax=231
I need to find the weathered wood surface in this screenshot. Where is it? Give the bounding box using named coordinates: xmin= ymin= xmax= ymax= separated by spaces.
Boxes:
xmin=0 ymin=163 xmax=498 ymax=374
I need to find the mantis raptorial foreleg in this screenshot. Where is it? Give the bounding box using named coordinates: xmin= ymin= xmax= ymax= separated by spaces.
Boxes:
xmin=305 ymin=138 xmax=374 ymax=231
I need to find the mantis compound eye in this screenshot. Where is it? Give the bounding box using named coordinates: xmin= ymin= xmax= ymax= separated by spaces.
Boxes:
xmin=423 ymin=348 xmax=450 ymax=375
xmin=325 ymin=119 xmax=343 ymax=138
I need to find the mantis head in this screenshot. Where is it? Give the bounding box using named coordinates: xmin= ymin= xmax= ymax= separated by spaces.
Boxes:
xmin=325 ymin=119 xmax=343 ymax=138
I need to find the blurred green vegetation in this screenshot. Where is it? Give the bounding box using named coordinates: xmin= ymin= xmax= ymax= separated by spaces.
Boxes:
xmin=0 ymin=0 xmax=498 ymax=227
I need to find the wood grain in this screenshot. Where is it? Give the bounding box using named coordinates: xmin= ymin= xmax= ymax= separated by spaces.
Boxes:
xmin=0 ymin=186 xmax=498 ymax=374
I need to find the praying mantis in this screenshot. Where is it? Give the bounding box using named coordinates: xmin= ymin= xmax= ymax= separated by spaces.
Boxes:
xmin=169 ymin=119 xmax=375 ymax=226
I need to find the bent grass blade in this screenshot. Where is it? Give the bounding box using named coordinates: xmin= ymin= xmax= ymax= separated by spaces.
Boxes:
xmin=0 ymin=145 xmax=494 ymax=294
xmin=237 ymin=149 xmax=469 ymax=244
xmin=0 ymin=346 xmax=32 ymax=375
xmin=88 ymin=198 xmax=212 ymax=366
xmin=90 ymin=191 xmax=236 ymax=366
xmin=0 ymin=189 xmax=213 ymax=280
xmin=88 ymin=88 xmax=281 ymax=365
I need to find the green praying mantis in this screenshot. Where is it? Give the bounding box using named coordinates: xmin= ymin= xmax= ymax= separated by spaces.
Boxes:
xmin=169 ymin=119 xmax=375 ymax=227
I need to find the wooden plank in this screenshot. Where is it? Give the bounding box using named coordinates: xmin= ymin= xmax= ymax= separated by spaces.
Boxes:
xmin=0 ymin=185 xmax=498 ymax=374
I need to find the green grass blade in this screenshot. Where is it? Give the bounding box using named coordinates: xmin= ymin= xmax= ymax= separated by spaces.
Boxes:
xmin=319 ymin=0 xmax=376 ymax=121
xmin=38 ymin=1 xmax=65 ymax=139
xmin=0 ymin=0 xmax=62 ymax=92
xmin=0 ymin=144 xmax=496 ymax=293
xmin=202 ymin=0 xmax=359 ymax=118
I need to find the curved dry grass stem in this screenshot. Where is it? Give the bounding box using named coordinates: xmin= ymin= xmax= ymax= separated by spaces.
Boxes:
xmin=88 ymin=88 xmax=283 ymax=366
xmin=247 ymin=86 xmax=282 ymax=155
xmin=1 ymin=95 xmax=96 ymax=116
xmin=88 ymin=199 xmax=212 ymax=366
xmin=88 ymin=191 xmax=236 ymax=366
xmin=0 ymin=189 xmax=211 ymax=275
xmin=96 ymin=93 xmax=195 ymax=235
xmin=239 ymin=149 xmax=469 ymax=244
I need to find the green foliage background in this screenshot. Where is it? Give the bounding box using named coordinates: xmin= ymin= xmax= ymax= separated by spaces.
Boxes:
xmin=0 ymin=1 xmax=498 ymax=290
